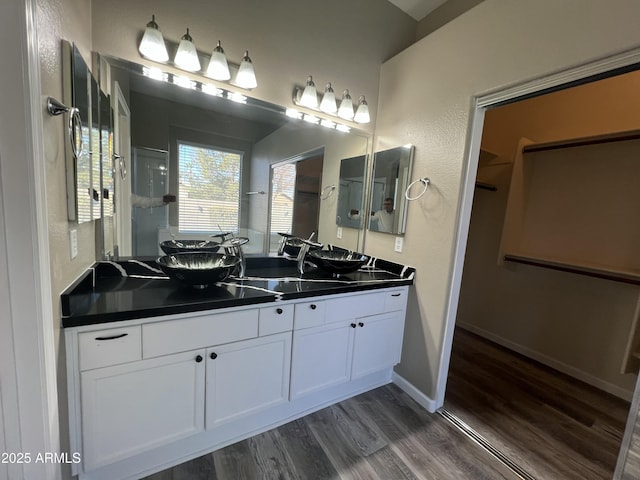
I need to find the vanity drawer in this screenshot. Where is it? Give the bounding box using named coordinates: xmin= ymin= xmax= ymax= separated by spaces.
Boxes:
xmin=78 ymin=326 xmax=141 ymax=371
xmin=143 ymin=309 xmax=259 ymax=358
xmin=294 ymin=300 xmax=326 ymax=329
xmin=325 ymin=291 xmax=386 ymax=323
xmin=385 ymin=289 xmax=407 ymax=312
xmin=259 ymin=304 xmax=294 ymax=336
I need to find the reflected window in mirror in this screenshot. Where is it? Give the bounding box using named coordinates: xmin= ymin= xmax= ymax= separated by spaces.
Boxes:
xmin=268 ymin=151 xmax=323 ymax=253
xmin=178 ymin=142 xmax=242 ymax=234
xmin=367 ymin=145 xmax=414 ymax=235
xmin=336 ymin=155 xmax=367 ymax=230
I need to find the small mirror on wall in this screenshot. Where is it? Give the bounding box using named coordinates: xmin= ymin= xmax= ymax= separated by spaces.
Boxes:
xmin=365 ymin=145 xmax=414 ymax=235
xmin=336 ymin=154 xmax=367 ymax=230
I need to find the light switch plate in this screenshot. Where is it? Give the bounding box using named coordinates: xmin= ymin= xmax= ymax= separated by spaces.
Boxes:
xmin=337 ymin=227 xmax=343 ymax=239
xmin=394 ymin=236 xmax=403 ymax=253
xmin=70 ymin=229 xmax=78 ymax=259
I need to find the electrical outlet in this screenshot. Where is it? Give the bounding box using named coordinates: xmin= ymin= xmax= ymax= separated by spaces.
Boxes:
xmin=70 ymin=229 xmax=78 ymax=259
xmin=394 ymin=236 xmax=403 ymax=253
xmin=337 ymin=227 xmax=343 ymax=239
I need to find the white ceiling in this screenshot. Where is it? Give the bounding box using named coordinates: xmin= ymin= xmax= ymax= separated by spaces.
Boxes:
xmin=386 ymin=0 xmax=449 ymax=21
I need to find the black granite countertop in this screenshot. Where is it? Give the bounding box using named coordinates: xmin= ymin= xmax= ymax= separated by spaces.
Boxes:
xmin=61 ymin=255 xmax=415 ymax=328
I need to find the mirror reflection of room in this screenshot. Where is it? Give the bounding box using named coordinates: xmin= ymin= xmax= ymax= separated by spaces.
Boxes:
xmin=100 ymin=57 xmax=370 ymax=258
xmin=269 ymin=151 xmax=323 ymax=253
xmin=364 ymin=145 xmax=414 ymax=235
xmin=336 ymin=155 xmax=366 ymax=230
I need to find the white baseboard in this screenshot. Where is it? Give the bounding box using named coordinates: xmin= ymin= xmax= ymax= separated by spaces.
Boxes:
xmin=392 ymin=371 xmax=439 ymax=413
xmin=458 ymin=322 xmax=634 ymax=401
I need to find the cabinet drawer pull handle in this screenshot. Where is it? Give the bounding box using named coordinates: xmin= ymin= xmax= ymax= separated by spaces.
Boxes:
xmin=310 ymin=304 xmax=317 ymax=310
xmin=350 ymin=323 xmax=357 ymax=328
xmin=94 ymin=333 xmax=128 ymax=341
xmin=276 ymin=308 xmax=283 ymax=314
xmin=358 ymin=322 xmax=364 ymax=327
xmin=195 ymin=355 xmax=203 ymax=363
xmin=391 ymin=293 xmax=401 ymax=297
xmin=210 ymin=352 xmax=218 ymax=360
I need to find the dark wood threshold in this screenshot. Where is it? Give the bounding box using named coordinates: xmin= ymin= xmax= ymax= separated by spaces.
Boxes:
xmin=503 ymin=254 xmax=640 ymax=285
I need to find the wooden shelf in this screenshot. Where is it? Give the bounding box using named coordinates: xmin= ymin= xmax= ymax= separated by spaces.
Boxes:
xmin=503 ymin=253 xmax=640 ymax=285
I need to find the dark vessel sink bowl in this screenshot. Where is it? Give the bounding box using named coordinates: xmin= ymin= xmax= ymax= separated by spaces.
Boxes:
xmin=160 ymin=239 xmax=221 ymax=255
xmin=157 ymin=252 xmax=240 ymax=288
xmin=308 ymin=250 xmax=369 ymax=275
xmin=282 ymin=237 xmax=322 ymax=257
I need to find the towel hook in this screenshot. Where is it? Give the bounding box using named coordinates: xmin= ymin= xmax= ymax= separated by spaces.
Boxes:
xmin=405 ymin=177 xmax=430 ymax=201
xmin=320 ymin=184 xmax=336 ymax=200
xmin=47 ymin=97 xmax=84 ymax=160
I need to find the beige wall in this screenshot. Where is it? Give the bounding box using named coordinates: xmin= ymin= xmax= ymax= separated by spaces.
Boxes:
xmin=36 ymin=0 xmax=94 ymax=475
xmin=91 ymin=0 xmax=418 ymax=136
xmin=373 ymin=0 xmax=640 ymax=401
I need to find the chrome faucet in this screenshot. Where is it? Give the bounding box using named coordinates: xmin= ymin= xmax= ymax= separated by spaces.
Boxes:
xmin=220 ymin=237 xmax=249 ymax=278
xmin=296 ymin=238 xmax=322 ymax=275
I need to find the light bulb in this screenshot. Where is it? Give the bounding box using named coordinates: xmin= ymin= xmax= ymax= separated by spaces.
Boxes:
xmin=319 ymin=83 xmax=337 ymax=114
xmin=174 ymin=28 xmax=201 ymax=72
xmin=235 ymin=50 xmax=257 ymax=89
xmin=205 ymin=41 xmax=231 ymax=81
xmin=138 ymin=15 xmax=169 ymax=63
xmin=354 ymin=96 xmax=370 ymax=124
xmin=299 ymin=76 xmax=318 ymax=109
xmin=337 ymin=90 xmax=354 ymax=120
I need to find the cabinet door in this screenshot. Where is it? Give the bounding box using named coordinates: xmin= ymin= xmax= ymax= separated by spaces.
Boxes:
xmin=80 ymin=349 xmax=205 ymax=471
xmin=351 ymin=312 xmax=405 ymax=379
xmin=290 ymin=322 xmax=354 ymax=399
xmin=206 ymin=332 xmax=291 ymax=429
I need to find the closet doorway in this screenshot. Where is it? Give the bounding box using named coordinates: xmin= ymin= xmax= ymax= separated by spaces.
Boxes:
xmin=443 ymin=68 xmax=640 ymax=479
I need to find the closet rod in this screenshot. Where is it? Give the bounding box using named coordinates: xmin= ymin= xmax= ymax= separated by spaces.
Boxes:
xmin=523 ymin=130 xmax=640 ymax=154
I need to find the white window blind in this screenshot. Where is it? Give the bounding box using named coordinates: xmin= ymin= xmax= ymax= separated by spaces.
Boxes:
xmin=178 ymin=142 xmax=242 ymax=233
xmin=270 ymin=163 xmax=296 ymax=235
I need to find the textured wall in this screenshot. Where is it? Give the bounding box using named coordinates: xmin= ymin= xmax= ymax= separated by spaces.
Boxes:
xmin=373 ymin=0 xmax=640 ymax=401
xmin=91 ymin=0 xmax=418 ymax=136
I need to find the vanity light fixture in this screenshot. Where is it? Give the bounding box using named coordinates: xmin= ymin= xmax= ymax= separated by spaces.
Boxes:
xmin=353 ymin=96 xmax=370 ymax=124
xmin=337 ymin=89 xmax=354 ymax=121
xmin=235 ymin=51 xmax=257 ymax=89
xmin=174 ymin=28 xmax=201 ymax=72
xmin=138 ymin=15 xmax=169 ymax=63
xmin=206 ymin=40 xmax=231 ymax=81
xmin=299 ymin=76 xmax=318 ymax=109
xmin=319 ymin=83 xmax=337 ymax=114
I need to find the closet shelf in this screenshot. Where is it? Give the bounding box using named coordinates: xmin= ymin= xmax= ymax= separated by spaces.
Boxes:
xmin=503 ymin=253 xmax=640 ymax=285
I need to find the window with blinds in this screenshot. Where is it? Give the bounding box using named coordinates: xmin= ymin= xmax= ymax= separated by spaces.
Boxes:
xmin=270 ymin=163 xmax=296 ymax=236
xmin=178 ymin=141 xmax=242 ymax=233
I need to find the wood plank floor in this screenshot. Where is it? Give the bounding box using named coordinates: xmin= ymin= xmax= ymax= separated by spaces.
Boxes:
xmin=445 ymin=327 xmax=631 ymax=480
xmin=143 ymin=384 xmax=520 ymax=480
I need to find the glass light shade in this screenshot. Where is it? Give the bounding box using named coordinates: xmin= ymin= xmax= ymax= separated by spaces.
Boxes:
xmin=354 ymin=96 xmax=370 ymax=124
xmin=299 ymin=76 xmax=318 ymax=109
xmin=138 ymin=15 xmax=169 ymax=62
xmin=319 ymin=83 xmax=337 ymax=114
xmin=174 ymin=29 xmax=201 ymax=72
xmin=337 ymin=90 xmax=354 ymax=120
xmin=235 ymin=51 xmax=257 ymax=89
xmin=205 ymin=41 xmax=231 ymax=81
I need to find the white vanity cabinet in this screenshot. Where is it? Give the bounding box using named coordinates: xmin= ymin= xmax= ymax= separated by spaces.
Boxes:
xmin=205 ymin=332 xmax=291 ymax=429
xmin=80 ymin=349 xmax=206 ymax=471
xmin=290 ymin=288 xmax=408 ymax=399
xmin=65 ymin=286 xmax=409 ymax=480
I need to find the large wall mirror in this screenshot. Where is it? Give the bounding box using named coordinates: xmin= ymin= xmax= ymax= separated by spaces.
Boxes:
xmin=96 ymin=55 xmax=370 ymax=259
xmin=366 ymin=145 xmax=414 ymax=235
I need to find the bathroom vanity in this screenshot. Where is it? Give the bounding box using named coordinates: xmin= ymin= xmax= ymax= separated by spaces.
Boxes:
xmin=62 ymin=256 xmax=414 ymax=480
